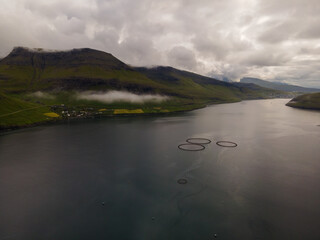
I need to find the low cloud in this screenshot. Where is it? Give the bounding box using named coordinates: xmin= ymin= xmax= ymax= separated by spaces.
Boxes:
xmin=76 ymin=91 xmax=169 ymax=103
xmin=30 ymin=91 xmax=55 ymax=99
xmin=167 ymin=46 xmax=199 ymax=71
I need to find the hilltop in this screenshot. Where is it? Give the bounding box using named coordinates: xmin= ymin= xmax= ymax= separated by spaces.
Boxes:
xmin=0 ymin=47 xmax=286 ymax=130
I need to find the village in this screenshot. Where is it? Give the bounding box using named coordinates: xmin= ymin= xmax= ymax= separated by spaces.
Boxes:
xmin=50 ymin=104 xmax=107 ymax=119
xmin=49 ymin=104 xmax=149 ymax=119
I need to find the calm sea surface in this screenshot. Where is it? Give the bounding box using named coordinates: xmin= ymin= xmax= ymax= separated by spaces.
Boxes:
xmin=0 ymin=99 xmax=320 ymax=240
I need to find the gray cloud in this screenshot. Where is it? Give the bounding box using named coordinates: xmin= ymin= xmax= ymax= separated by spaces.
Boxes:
xmin=241 ymin=48 xmax=291 ymax=67
xmin=77 ymin=91 xmax=168 ymax=103
xmin=297 ymin=22 xmax=320 ymax=39
xmin=257 ymin=21 xmax=297 ymax=44
xmin=0 ymin=0 xmax=319 ymax=87
xmin=167 ymin=46 xmax=199 ymax=71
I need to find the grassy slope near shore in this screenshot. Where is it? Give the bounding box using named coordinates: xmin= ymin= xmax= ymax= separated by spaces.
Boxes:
xmin=0 ymin=93 xmax=211 ymax=130
xmin=0 ymin=92 xmax=53 ymax=129
xmin=0 ymin=78 xmax=283 ymax=130
xmin=286 ymin=92 xmax=320 ymax=110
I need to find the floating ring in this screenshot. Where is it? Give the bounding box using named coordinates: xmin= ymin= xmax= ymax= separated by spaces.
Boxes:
xmin=216 ymin=141 xmax=238 ymax=147
xmin=186 ymin=138 xmax=211 ymax=145
xmin=177 ymin=178 xmax=188 ymax=184
xmin=178 ymin=143 xmax=205 ymax=151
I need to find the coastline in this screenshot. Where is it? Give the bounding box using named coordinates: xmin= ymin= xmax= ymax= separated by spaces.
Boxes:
xmin=1 ymin=97 xmax=293 ymax=134
xmin=0 ymin=99 xmax=240 ymax=133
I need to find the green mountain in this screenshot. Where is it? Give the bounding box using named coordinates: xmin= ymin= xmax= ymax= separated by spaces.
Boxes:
xmin=0 ymin=47 xmax=283 ymax=98
xmin=241 ymin=77 xmax=320 ymax=93
xmin=286 ymin=92 xmax=320 ymax=110
xmin=0 ymin=47 xmax=285 ymax=130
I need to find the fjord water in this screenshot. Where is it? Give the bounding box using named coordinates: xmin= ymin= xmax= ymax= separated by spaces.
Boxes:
xmin=0 ymin=99 xmax=320 ymax=240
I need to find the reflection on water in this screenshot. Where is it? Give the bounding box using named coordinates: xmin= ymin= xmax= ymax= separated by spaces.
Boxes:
xmin=0 ymin=99 xmax=320 ymax=240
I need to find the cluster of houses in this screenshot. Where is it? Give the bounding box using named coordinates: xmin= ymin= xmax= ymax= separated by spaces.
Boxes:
xmin=50 ymin=104 xmax=103 ymax=119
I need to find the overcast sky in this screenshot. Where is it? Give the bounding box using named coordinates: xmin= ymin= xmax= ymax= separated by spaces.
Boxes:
xmin=0 ymin=0 xmax=320 ymax=87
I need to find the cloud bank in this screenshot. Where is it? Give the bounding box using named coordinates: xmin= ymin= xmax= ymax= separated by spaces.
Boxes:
xmin=30 ymin=91 xmax=55 ymax=99
xmin=76 ymin=91 xmax=168 ymax=103
xmin=0 ymin=0 xmax=320 ymax=87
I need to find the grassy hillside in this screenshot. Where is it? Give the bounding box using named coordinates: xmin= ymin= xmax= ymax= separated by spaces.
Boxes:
xmin=0 ymin=92 xmax=53 ymax=129
xmin=286 ymin=92 xmax=320 ymax=110
xmin=135 ymin=66 xmax=285 ymax=100
xmin=0 ymin=47 xmax=287 ymax=130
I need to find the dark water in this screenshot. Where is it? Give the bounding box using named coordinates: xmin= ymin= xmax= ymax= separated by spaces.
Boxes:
xmin=1 ymin=99 xmax=320 ymax=240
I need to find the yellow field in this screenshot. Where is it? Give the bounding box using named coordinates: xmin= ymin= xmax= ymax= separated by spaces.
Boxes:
xmin=43 ymin=112 xmax=60 ymax=118
xmin=114 ymin=109 xmax=144 ymax=114
xmin=98 ymin=108 xmax=107 ymax=112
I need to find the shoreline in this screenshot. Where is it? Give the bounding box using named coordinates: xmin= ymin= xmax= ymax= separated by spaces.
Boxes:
xmin=1 ymin=97 xmax=293 ymax=134
xmin=286 ymin=104 xmax=320 ymax=111
xmin=0 ymin=102 xmax=210 ymax=134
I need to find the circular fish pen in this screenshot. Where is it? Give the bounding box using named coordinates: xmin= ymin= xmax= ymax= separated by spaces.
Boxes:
xmin=177 ymin=178 xmax=188 ymax=184
xmin=216 ymin=141 xmax=238 ymax=147
xmin=186 ymin=138 xmax=211 ymax=145
xmin=178 ymin=143 xmax=205 ymax=151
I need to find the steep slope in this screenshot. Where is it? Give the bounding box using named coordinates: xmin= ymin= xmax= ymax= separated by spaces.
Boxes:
xmin=241 ymin=77 xmax=320 ymax=93
xmin=286 ymin=92 xmax=320 ymax=110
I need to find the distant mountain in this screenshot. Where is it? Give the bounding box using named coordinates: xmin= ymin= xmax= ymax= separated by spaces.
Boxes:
xmin=286 ymin=92 xmax=320 ymax=110
xmin=241 ymin=77 xmax=320 ymax=93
